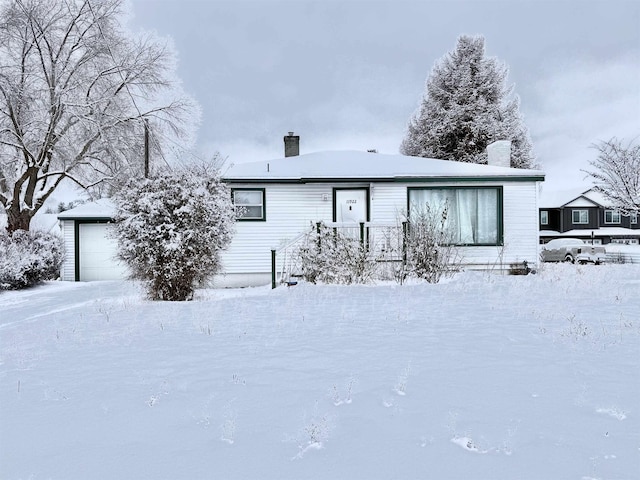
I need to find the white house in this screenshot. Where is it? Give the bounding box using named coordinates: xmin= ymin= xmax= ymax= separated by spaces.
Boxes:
xmin=217 ymin=136 xmax=545 ymax=287
xmin=56 ymin=137 xmax=545 ymax=286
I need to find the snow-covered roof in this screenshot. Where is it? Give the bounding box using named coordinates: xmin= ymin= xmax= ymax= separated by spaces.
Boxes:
xmin=539 ymin=187 xmax=587 ymax=208
xmin=539 ymin=187 xmax=615 ymax=209
xmin=223 ymin=150 xmax=545 ymax=183
xmin=57 ymin=198 xmax=116 ymax=219
xmin=564 ymin=197 xmax=600 ymax=208
xmin=581 ymin=189 xmax=613 ymax=207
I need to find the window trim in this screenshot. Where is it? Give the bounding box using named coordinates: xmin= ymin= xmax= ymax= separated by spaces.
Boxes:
xmin=572 ymin=209 xmax=589 ymax=224
xmin=604 ymin=209 xmax=621 ymax=224
xmin=407 ymin=186 xmax=503 ymax=247
xmin=631 ymin=212 xmax=638 ymax=224
xmin=540 ymin=210 xmax=549 ymax=226
xmin=232 ymin=188 xmax=266 ymax=222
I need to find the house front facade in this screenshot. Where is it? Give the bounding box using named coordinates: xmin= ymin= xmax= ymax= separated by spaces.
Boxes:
xmin=217 ymin=137 xmax=545 ymax=287
xmin=539 ymin=188 xmax=640 ymax=245
xmin=56 ymin=137 xmax=545 ymax=286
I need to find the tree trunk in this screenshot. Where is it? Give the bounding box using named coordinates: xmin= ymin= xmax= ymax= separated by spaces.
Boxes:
xmin=6 ymin=206 xmax=33 ymax=233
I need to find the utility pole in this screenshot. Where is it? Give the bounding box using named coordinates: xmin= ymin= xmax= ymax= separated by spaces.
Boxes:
xmin=144 ymin=118 xmax=150 ymax=178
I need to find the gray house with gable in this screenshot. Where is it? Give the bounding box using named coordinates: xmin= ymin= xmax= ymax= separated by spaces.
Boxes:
xmin=539 ymin=188 xmax=640 ymax=245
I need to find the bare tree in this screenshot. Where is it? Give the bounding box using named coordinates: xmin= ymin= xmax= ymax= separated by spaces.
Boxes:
xmin=584 ymin=137 xmax=640 ymax=214
xmin=0 ymin=0 xmax=196 ymax=232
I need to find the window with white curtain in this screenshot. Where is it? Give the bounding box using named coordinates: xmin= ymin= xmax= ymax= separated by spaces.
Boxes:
xmin=232 ymin=188 xmax=265 ymax=221
xmin=408 ymin=187 xmax=502 ymax=245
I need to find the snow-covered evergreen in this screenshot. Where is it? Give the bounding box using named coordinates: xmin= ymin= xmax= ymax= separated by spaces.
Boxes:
xmin=401 ymin=35 xmax=535 ymax=169
xmin=113 ymin=168 xmax=235 ymax=301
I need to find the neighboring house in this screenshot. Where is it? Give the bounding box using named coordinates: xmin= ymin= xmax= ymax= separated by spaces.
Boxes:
xmin=539 ymin=188 xmax=640 ymax=245
xmin=55 ymin=136 xmax=545 ymax=286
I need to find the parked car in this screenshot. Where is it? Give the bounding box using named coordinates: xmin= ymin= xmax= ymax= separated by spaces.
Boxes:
xmin=541 ymin=238 xmax=606 ymax=264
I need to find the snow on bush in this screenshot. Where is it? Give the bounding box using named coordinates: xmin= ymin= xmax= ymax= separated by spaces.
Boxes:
xmin=113 ymin=168 xmax=235 ymax=301
xmin=0 ymin=229 xmax=64 ymax=289
xmin=298 ymin=223 xmax=376 ymax=284
xmin=401 ymin=204 xmax=461 ymax=283
xmin=297 ymin=210 xmax=461 ymax=286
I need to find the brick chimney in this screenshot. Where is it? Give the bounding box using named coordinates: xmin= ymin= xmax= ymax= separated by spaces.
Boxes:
xmin=284 ymin=131 xmax=299 ymax=157
xmin=487 ymin=140 xmax=511 ymax=167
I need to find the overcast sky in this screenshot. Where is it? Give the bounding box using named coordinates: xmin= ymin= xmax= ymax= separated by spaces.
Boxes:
xmin=128 ymin=0 xmax=639 ymax=193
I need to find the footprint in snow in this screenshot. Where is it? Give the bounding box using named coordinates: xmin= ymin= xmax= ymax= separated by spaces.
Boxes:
xmin=596 ymin=407 xmax=627 ymax=420
xmin=451 ymin=436 xmax=485 ymax=453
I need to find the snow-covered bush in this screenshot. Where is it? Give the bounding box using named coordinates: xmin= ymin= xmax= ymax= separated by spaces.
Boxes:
xmin=113 ymin=168 xmax=235 ymax=301
xmin=401 ymin=204 xmax=460 ymax=284
xmin=0 ymin=230 xmax=64 ymax=290
xmin=298 ymin=223 xmax=376 ymax=285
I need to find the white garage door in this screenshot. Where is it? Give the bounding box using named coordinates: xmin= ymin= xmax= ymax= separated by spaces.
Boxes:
xmin=78 ymin=223 xmax=128 ymax=281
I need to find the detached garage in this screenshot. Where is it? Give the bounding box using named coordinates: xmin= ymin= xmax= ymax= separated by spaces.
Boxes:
xmin=57 ymin=199 xmax=128 ymax=281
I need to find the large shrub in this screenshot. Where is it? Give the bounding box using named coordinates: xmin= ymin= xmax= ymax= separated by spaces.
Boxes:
xmin=113 ymin=168 xmax=235 ymax=301
xmin=0 ymin=230 xmax=64 ymax=290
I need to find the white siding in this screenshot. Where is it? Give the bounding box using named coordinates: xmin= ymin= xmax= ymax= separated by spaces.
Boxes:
xmin=501 ymin=182 xmax=540 ymax=268
xmin=219 ymin=180 xmax=542 ymax=283
xmin=60 ymin=219 xmax=76 ymax=281
xmin=221 ymin=184 xmax=338 ymax=275
xmin=369 ymin=183 xmax=407 ymax=221
xmin=450 ymin=182 xmax=541 ymax=269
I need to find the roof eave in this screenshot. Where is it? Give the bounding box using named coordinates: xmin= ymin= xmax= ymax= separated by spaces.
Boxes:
xmin=222 ymin=174 xmax=545 ymax=184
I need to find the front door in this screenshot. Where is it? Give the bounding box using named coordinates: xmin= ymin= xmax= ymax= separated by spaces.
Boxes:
xmin=334 ymin=188 xmax=369 ymax=224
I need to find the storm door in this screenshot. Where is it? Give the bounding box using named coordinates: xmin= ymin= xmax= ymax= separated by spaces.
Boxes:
xmin=333 ymin=188 xmax=369 ymax=239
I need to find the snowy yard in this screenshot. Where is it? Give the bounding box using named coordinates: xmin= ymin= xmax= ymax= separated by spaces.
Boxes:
xmin=1 ymin=264 xmax=639 ymax=480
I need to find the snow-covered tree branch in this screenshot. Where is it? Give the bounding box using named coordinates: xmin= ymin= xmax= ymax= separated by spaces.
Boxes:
xmin=584 ymin=137 xmax=640 ymax=214
xmin=0 ymin=0 xmax=198 ymax=232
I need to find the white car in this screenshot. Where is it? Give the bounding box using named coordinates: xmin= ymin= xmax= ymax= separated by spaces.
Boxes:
xmin=541 ymin=238 xmax=607 ymax=264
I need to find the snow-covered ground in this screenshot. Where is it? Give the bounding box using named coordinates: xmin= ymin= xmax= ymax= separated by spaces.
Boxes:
xmin=1 ymin=264 xmax=639 ymax=480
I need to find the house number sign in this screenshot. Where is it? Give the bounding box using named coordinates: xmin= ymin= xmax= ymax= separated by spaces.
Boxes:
xmin=346 ymin=200 xmax=357 ymax=204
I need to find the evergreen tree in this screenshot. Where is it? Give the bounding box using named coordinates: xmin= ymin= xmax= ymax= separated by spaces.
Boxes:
xmin=401 ymin=35 xmax=535 ymax=169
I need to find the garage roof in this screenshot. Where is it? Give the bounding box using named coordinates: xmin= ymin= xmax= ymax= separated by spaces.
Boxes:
xmin=57 ymin=198 xmax=116 ymax=220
